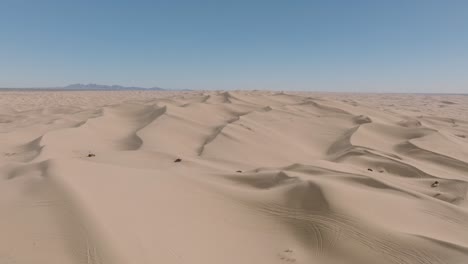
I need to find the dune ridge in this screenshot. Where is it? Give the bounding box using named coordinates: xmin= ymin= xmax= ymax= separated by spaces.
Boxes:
xmin=1 ymin=90 xmax=468 ymax=263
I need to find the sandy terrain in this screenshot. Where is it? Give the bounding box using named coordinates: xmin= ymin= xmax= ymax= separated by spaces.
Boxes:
xmin=1 ymin=90 xmax=467 ymax=264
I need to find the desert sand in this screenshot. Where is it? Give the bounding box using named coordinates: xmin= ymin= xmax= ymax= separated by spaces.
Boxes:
xmin=1 ymin=90 xmax=467 ymax=264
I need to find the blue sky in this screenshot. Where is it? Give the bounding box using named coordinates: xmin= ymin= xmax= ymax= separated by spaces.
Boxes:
xmin=1 ymin=0 xmax=467 ymax=92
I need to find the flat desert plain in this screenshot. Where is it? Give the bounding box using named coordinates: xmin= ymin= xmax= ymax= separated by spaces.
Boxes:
xmin=1 ymin=90 xmax=468 ymax=264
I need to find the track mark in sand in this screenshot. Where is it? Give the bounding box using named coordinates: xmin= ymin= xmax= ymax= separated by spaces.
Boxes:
xmin=309 ymin=223 xmax=324 ymax=255
xmin=249 ymin=201 xmax=444 ymax=264
xmin=420 ymin=209 xmax=468 ymax=227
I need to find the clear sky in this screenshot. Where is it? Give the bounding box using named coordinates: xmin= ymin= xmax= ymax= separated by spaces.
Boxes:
xmin=1 ymin=0 xmax=467 ymax=92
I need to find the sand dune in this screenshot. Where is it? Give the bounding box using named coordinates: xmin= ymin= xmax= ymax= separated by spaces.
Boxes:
xmin=1 ymin=90 xmax=468 ymax=264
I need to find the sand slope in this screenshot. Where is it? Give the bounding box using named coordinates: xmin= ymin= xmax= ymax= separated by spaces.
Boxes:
xmin=1 ymin=90 xmax=468 ymax=264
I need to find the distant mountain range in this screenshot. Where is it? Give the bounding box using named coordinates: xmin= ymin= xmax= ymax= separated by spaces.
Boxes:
xmin=63 ymin=83 xmax=166 ymax=90
xmin=0 ymin=83 xmax=191 ymax=91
